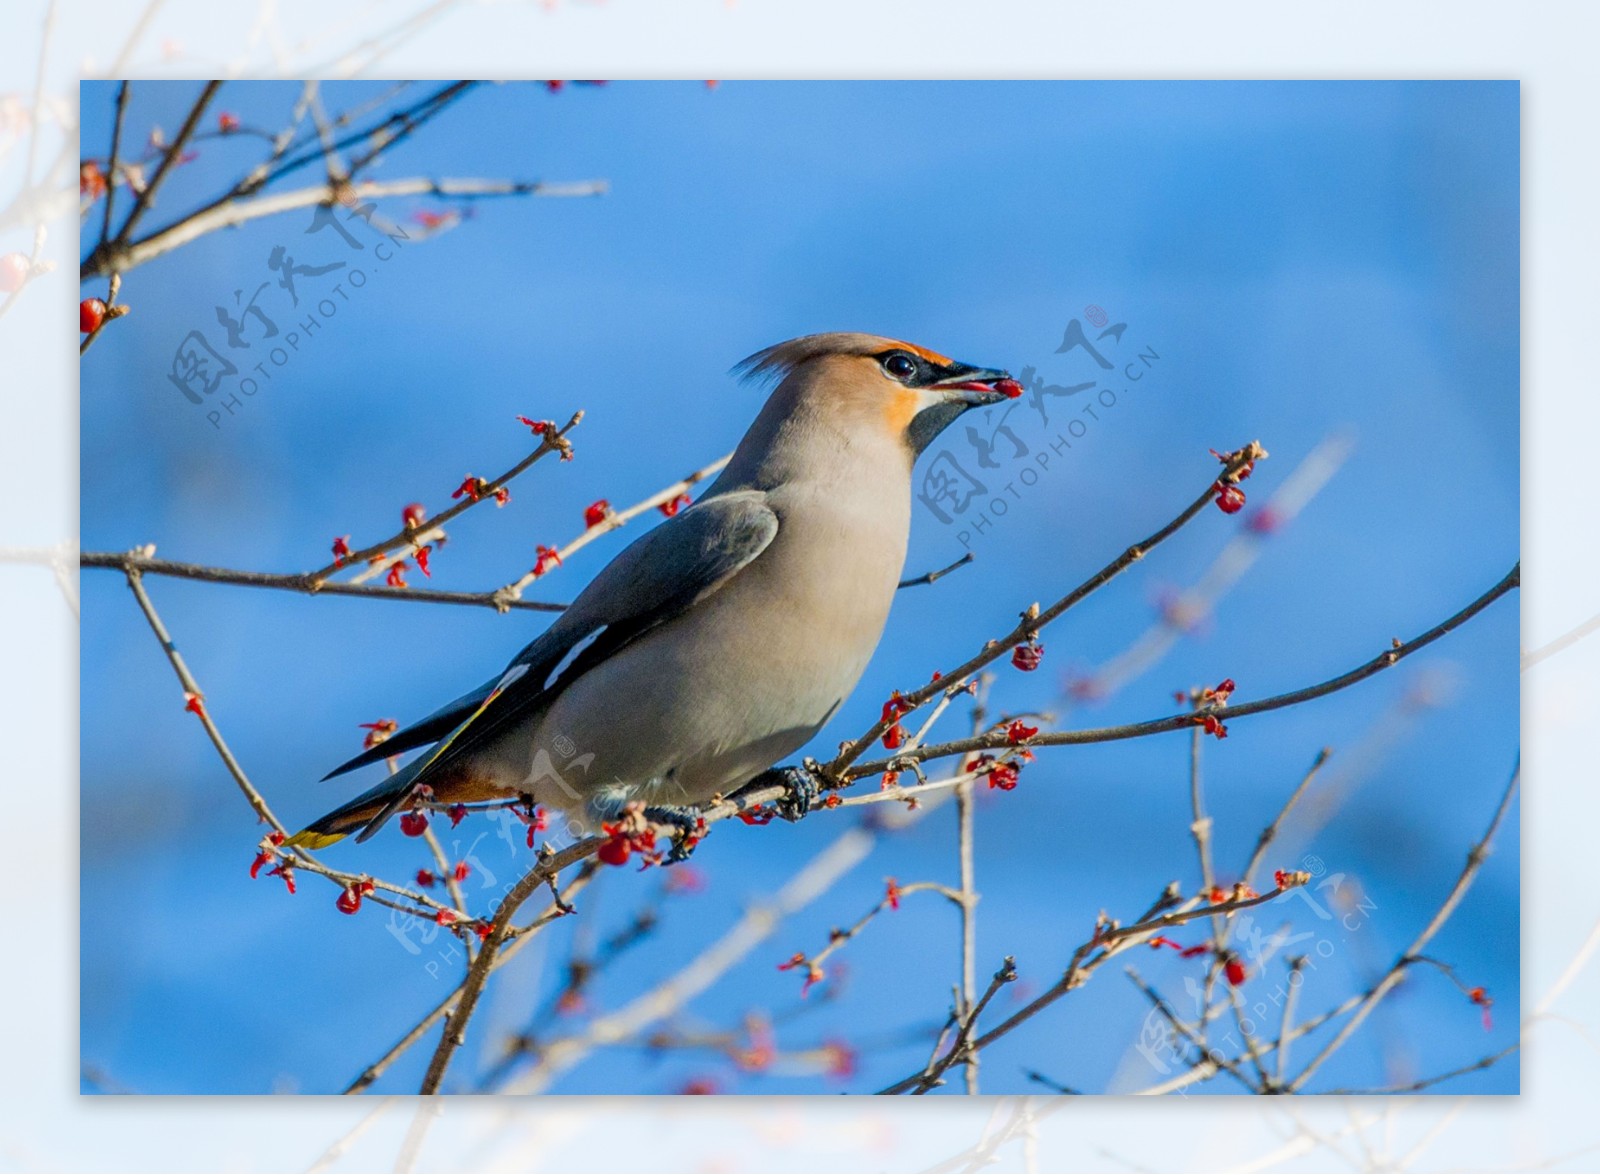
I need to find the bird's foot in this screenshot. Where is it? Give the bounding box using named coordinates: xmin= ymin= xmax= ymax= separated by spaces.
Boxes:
xmin=641 ymin=805 xmax=707 ymax=864
xmin=746 ymin=758 xmax=825 ymax=823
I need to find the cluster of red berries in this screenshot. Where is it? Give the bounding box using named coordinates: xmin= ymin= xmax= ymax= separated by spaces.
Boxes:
xmin=1005 ymin=719 xmax=1039 ymax=744
xmin=531 ymin=544 xmax=562 ymax=577
xmin=1209 ymin=445 xmax=1258 ymax=515
xmin=359 ymin=718 xmax=398 ymax=750
xmin=1191 ymin=677 xmax=1237 ymax=739
xmin=452 ymin=475 xmax=510 ymax=507
xmin=247 ymin=829 xmax=295 ymax=894
xmin=880 ymin=691 xmax=911 ymax=749
xmin=415 ymin=861 xmax=472 ymax=889
xmin=597 ymin=819 xmax=673 ymax=868
xmin=335 ymin=878 xmax=376 ymax=914
xmin=776 ymin=951 xmax=826 ymax=996
xmin=973 ymin=753 xmax=1021 ymax=791
xmin=1012 ymin=638 xmax=1044 ymax=672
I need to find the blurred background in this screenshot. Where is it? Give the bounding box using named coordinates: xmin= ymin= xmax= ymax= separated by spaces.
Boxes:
xmin=78 ymin=80 xmax=1518 ymax=1097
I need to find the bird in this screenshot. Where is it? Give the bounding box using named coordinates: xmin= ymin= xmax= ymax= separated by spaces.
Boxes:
xmin=286 ymin=333 xmax=1019 ymax=851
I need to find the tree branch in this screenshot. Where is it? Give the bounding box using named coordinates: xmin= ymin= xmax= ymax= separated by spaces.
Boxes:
xmin=846 ymin=562 xmax=1519 ymax=779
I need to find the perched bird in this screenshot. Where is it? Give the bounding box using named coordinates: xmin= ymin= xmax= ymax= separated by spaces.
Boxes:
xmin=287 ymin=333 xmax=1018 ymax=850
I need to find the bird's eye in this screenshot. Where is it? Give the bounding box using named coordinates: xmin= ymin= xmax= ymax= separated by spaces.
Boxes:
xmin=883 ymin=353 xmax=917 ymax=381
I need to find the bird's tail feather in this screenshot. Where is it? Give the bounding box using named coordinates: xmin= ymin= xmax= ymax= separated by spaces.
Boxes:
xmin=284 ymin=754 xmax=432 ymax=848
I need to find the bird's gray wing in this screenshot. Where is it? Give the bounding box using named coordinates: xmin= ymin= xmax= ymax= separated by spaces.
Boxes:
xmin=321 ymin=679 xmax=501 ymax=779
xmin=322 ymin=490 xmax=779 ymax=794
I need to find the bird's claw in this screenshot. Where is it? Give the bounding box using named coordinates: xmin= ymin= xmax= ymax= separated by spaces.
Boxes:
xmin=768 ymin=760 xmax=824 ymax=823
xmin=641 ymin=805 xmax=706 ymax=864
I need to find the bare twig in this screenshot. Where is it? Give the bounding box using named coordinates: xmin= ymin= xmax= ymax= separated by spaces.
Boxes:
xmin=846 ymin=563 xmax=1519 ymax=779
xmin=82 ymin=174 xmax=607 ymax=278
xmin=122 ymin=568 xmax=284 ymax=832
xmin=307 ymin=411 xmax=582 ymax=584
xmin=899 ymin=552 xmax=974 ymax=590
xmin=1316 ymin=1042 xmax=1519 ymax=1095
xmin=492 ymin=452 xmax=730 ymax=607
xmin=829 ymin=443 xmax=1267 ymax=774
xmin=109 ymin=79 xmax=222 ymax=249
xmin=82 ymin=549 xmax=566 ymax=613
xmin=879 ymin=880 xmax=1299 ymax=1094
xmin=1285 ymin=758 xmax=1520 ymax=1091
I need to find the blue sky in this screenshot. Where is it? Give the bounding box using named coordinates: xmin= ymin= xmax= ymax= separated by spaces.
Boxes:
xmin=79 ymin=80 xmax=1519 ymax=1096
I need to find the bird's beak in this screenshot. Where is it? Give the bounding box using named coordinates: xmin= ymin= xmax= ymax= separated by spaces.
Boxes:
xmin=906 ymin=359 xmax=1022 ymax=456
xmin=926 ymin=362 xmax=1022 ymax=407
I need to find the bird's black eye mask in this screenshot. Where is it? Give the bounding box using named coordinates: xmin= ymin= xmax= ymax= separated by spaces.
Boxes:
xmin=875 ymin=349 xmax=958 ymax=388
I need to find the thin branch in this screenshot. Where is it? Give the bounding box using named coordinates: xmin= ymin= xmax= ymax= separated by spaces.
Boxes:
xmin=83 ymin=174 xmax=607 ymax=278
xmin=846 ymin=563 xmax=1519 ymax=779
xmin=879 ymin=880 xmax=1301 ymax=1094
xmin=1242 ymin=748 xmax=1332 ymax=888
xmin=1316 ymin=1042 xmax=1519 ymax=1095
xmin=98 ymin=81 xmax=130 ymax=254
xmin=123 ymin=568 xmax=283 ymax=833
xmin=907 ymin=957 xmax=1017 ymax=1094
xmin=1275 ymin=955 xmax=1307 ymax=1087
xmin=495 ymin=829 xmax=878 ymax=1095
xmin=1123 ymin=966 xmax=1261 ymax=1093
xmin=829 ymin=443 xmax=1267 ymax=775
xmin=109 ymin=79 xmax=222 ymax=249
xmin=1285 ymin=758 xmax=1521 ymax=1091
xmin=306 ymin=411 xmax=581 ymax=584
xmin=899 ymin=552 xmax=974 ymax=590
xmin=82 ymin=549 xmax=566 ymax=613
xmin=493 ymin=452 xmax=730 ymax=606
xmin=343 ymin=861 xmax=598 ymax=1093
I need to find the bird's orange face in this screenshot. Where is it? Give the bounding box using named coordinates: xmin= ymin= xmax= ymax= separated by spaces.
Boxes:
xmin=856 ymin=340 xmax=1022 ymax=455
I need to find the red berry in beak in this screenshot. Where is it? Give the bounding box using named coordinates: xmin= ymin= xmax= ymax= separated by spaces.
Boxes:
xmin=994 ymin=378 xmax=1024 ymax=400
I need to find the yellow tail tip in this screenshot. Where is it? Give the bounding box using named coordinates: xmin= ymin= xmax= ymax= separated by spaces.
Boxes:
xmin=283 ymin=828 xmax=347 ymax=850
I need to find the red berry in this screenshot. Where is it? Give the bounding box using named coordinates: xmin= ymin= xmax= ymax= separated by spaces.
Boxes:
xmin=1005 ymin=720 xmax=1039 ymax=744
xmin=335 ymin=885 xmax=363 ymax=914
xmin=532 ymin=544 xmax=562 ymax=576
xmin=80 ymin=297 xmax=107 ymax=334
xmin=994 ymin=377 xmax=1024 ymax=399
xmin=1011 ymin=641 xmax=1044 ymax=672
xmin=986 ymin=762 xmax=1020 ymax=791
xmin=597 ymin=835 xmax=632 ymax=866
xmin=1224 ymin=956 xmax=1248 ymax=986
xmin=399 ymin=811 xmax=429 ymax=837
xmin=416 ymin=869 xmax=436 ymax=887
xmin=0 ymin=252 xmax=28 ymax=294
xmin=80 ymin=161 xmax=107 ymax=199
xmin=218 ymin=112 xmax=240 ymax=133
xmin=402 ymin=502 xmax=426 ymax=527
xmin=452 ymin=861 xmax=470 ymax=882
xmin=881 ymin=722 xmax=905 ymax=750
xmin=660 ymin=493 xmax=691 ymax=518
xmin=1214 ymin=483 xmax=1246 ymax=514
xmin=584 ymin=500 xmax=610 ymax=529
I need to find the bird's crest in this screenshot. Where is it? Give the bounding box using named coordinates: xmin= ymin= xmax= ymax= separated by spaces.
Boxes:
xmin=734 ymin=332 xmax=953 ymax=386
